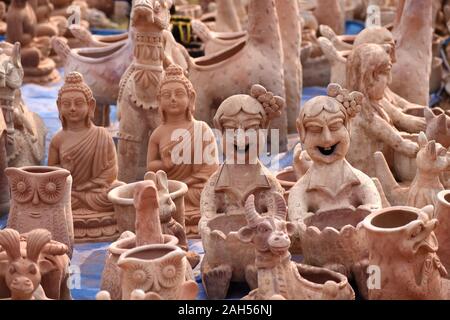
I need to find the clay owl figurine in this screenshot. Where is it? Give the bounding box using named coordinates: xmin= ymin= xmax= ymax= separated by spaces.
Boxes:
xmin=5 ymin=166 xmax=74 ymax=257
xmin=117 ymin=244 xmax=198 ymax=300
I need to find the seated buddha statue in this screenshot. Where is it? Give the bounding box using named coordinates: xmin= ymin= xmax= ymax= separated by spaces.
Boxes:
xmin=147 ymin=64 xmax=219 ymax=237
xmin=48 ymin=71 xmax=122 ymax=242
xmin=6 ymin=0 xmax=60 ymax=84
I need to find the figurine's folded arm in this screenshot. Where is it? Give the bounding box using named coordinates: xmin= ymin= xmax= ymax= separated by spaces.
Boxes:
xmin=47 ymin=137 xmax=60 ymax=167
xmin=361 ymin=112 xmax=418 ymax=157
xmin=356 ymin=173 xmax=383 ymax=210
xmin=147 ymin=133 xmax=165 ymax=172
xmin=382 ymin=98 xmax=426 ymax=133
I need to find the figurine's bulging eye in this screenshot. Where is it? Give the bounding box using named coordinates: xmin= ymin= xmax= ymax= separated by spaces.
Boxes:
xmin=10 ymin=176 xmax=33 ymax=203
xmin=158 ymin=257 xmax=183 ymax=288
xmin=38 ymin=177 xmax=64 ymax=204
xmin=28 ymin=264 xmax=37 ymax=275
xmin=9 ymin=265 xmax=16 ymax=274
xmin=126 ymin=263 xmax=153 ymax=291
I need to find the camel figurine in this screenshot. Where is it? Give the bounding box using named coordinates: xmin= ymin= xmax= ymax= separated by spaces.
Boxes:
xmin=67 ymin=24 xmax=129 ymax=48
xmin=191 ymin=0 xmax=301 ymax=134
xmin=374 ymin=132 xmax=449 ymax=207
xmin=0 ymin=42 xmax=47 ymax=215
xmin=390 ymin=0 xmax=433 ymax=105
xmin=187 ymin=0 xmax=288 ymax=150
xmin=51 ymin=0 xmax=189 ymax=111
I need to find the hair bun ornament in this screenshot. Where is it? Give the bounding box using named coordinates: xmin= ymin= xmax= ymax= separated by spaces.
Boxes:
xmin=250 ymin=84 xmax=285 ymax=120
xmin=327 ymin=83 xmax=362 ymax=118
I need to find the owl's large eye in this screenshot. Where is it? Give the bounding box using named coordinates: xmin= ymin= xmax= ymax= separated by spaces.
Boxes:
xmin=10 ymin=176 xmax=33 ymax=203
xmin=158 ymin=256 xmax=184 ymax=288
xmin=38 ymin=177 xmax=65 ymax=204
xmin=126 ymin=263 xmax=154 ymax=291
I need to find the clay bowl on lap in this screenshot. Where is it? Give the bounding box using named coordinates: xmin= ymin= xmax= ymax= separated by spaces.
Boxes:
xmin=108 ymin=180 xmax=188 ymax=234
xmin=202 ymin=214 xmax=255 ymax=282
xmin=299 ymin=207 xmax=371 ymax=276
xmin=275 ymin=167 xmax=298 ymax=201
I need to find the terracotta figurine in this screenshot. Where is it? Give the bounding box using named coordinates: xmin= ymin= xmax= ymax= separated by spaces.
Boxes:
xmin=147 ymin=64 xmax=219 ymax=237
xmin=239 ymin=194 xmax=355 ymax=300
xmin=199 ymin=84 xmax=285 ymax=299
xmin=0 ymin=228 xmax=71 ymax=300
xmin=0 ymin=228 xmax=72 ymax=300
xmin=363 ymin=206 xmax=449 ymax=300
xmin=374 ymin=132 xmax=448 ymax=207
xmin=117 ymin=0 xmax=186 ymax=182
xmin=346 ymin=43 xmax=422 ymax=179
xmin=391 ymin=0 xmax=433 ymax=105
xmin=288 ymin=84 xmax=382 ymax=292
xmin=5 ymin=166 xmax=74 ymax=257
xmin=6 ymin=0 xmax=60 ymax=84
xmin=48 ymin=71 xmax=122 ymax=242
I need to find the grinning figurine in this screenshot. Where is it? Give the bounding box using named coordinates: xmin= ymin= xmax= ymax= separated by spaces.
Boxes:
xmin=288 ymin=83 xmax=382 ymax=246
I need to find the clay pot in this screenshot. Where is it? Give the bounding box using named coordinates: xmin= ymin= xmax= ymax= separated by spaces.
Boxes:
xmin=435 ymin=190 xmax=450 ymax=276
xmin=5 ymin=166 xmax=74 ymax=257
xmin=108 ymin=180 xmax=188 ymax=234
xmin=118 ymin=244 xmax=193 ymax=300
xmin=299 ymin=208 xmax=370 ymax=276
xmin=202 ymin=214 xmax=255 ymax=282
xmin=100 ymin=232 xmax=178 ymax=300
xmin=363 ymin=206 xmax=447 ymax=300
xmin=275 ymin=167 xmax=297 ymax=202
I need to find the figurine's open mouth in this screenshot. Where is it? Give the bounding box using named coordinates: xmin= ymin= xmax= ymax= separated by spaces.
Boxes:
xmin=234 ymin=143 xmax=250 ymax=154
xmin=317 ymin=143 xmax=338 ymax=156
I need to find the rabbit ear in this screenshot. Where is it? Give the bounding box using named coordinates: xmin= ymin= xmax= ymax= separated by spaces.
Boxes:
xmin=156 ymin=170 xmax=169 ymax=191
xmin=418 ymin=131 xmax=428 ymax=148
xmin=144 ymin=171 xmax=157 ymax=184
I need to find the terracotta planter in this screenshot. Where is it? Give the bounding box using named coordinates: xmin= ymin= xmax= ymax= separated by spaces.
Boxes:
xmin=202 ymin=214 xmax=255 ymax=283
xmin=435 ymin=190 xmax=450 ymax=276
xmin=100 ymin=233 xmax=178 ymax=300
xmin=108 ymin=180 xmax=188 ymax=234
xmin=363 ymin=206 xmax=448 ymax=300
xmin=5 ymin=166 xmax=74 ymax=257
xmin=299 ymin=208 xmax=370 ymax=277
xmin=118 ymin=244 xmax=194 ymax=300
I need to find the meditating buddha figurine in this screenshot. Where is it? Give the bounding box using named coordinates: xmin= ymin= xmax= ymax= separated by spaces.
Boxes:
xmin=48 ymin=71 xmax=122 ymax=242
xmin=6 ymin=0 xmax=60 ymax=84
xmin=147 ymin=64 xmax=219 ymax=237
